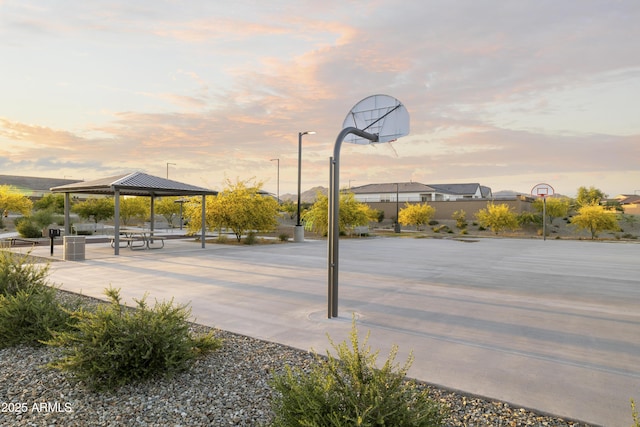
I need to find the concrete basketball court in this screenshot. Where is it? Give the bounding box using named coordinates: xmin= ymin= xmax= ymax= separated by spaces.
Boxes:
xmin=18 ymin=236 xmax=640 ymax=426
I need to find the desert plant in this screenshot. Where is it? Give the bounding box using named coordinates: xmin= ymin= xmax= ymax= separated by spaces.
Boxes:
xmin=0 ymin=251 xmax=50 ymax=296
xmin=0 ymin=287 xmax=79 ymax=348
xmin=278 ymin=233 xmax=290 ymax=242
xmin=270 ymin=318 xmax=445 ymax=427
xmin=452 ymin=210 xmax=467 ymax=229
xmin=15 ymin=218 xmax=43 ymax=238
xmin=244 ymin=231 xmax=257 ymax=245
xmin=45 ymin=287 xmax=222 ymax=391
xmin=632 ymin=399 xmax=639 ymax=427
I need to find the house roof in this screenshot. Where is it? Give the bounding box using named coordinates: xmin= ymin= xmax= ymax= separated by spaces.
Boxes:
xmin=350 ymin=182 xmax=436 ymax=194
xmin=427 ymin=183 xmax=481 ymax=195
xmin=50 ymin=172 xmax=218 ymax=197
xmin=612 ymin=194 xmax=640 ymax=204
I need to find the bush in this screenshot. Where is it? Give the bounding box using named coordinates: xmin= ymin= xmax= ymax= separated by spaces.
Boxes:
xmin=15 ymin=219 xmax=43 ymax=238
xmin=0 ymin=287 xmax=78 ymax=348
xmin=452 ymin=210 xmax=467 ymax=229
xmin=0 ymin=251 xmax=50 ymax=296
xmin=244 ymin=231 xmax=257 ymax=245
xmin=270 ymin=318 xmax=445 ymax=427
xmin=278 ymin=233 xmax=290 ymax=242
xmin=45 ymin=287 xmax=222 ymax=391
xmin=632 ymin=399 xmax=639 ymax=427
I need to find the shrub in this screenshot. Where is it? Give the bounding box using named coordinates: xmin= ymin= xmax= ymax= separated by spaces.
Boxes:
xmin=0 ymin=287 xmax=78 ymax=348
xmin=16 ymin=219 xmax=43 ymax=238
xmin=244 ymin=231 xmax=257 ymax=245
xmin=428 ymin=220 xmax=439 ymax=226
xmin=216 ymin=234 xmax=228 ymax=244
xmin=632 ymin=399 xmax=639 ymax=427
xmin=270 ymin=318 xmax=445 ymax=427
xmin=452 ymin=210 xmax=467 ymax=229
xmin=278 ymin=233 xmax=290 ymax=242
xmin=45 ymin=287 xmax=222 ymax=391
xmin=0 ymin=251 xmax=50 ymax=296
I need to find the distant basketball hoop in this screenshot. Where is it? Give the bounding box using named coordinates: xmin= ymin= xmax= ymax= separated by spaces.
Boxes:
xmin=328 ymin=95 xmax=410 ymax=318
xmin=531 ymin=183 xmax=554 ymax=241
xmin=531 ymin=183 xmax=554 ymax=198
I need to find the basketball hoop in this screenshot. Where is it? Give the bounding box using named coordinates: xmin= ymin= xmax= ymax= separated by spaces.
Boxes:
xmin=328 ymin=95 xmax=410 ymax=318
xmin=531 ymin=183 xmax=554 ymax=241
xmin=531 ymin=183 xmax=554 ymax=198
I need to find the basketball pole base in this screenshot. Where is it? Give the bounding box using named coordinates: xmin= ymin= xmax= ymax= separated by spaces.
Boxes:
xmin=294 ymin=225 xmax=304 ymax=242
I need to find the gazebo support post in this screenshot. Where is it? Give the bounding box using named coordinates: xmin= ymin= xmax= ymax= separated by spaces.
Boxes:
xmin=114 ymin=190 xmax=120 ymax=255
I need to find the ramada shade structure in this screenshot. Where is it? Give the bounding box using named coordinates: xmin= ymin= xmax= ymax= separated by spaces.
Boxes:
xmin=50 ymin=172 xmax=218 ymax=255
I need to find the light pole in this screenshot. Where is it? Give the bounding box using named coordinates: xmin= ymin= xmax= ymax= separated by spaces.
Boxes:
xmin=166 ymin=162 xmax=176 ymax=179
xmin=395 ymin=183 xmax=401 ymax=233
xmin=296 ymin=131 xmax=316 ymax=242
xmin=270 ymin=158 xmax=280 ymax=204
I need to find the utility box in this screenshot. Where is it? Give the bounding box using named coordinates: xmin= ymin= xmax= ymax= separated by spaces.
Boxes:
xmin=63 ymin=236 xmax=85 ymax=261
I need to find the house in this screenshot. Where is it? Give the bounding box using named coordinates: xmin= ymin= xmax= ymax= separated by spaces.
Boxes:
xmin=611 ymin=194 xmax=640 ymax=215
xmin=350 ymin=182 xmax=492 ymax=203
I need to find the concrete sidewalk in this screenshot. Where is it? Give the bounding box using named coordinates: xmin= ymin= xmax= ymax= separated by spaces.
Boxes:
xmin=12 ymin=236 xmax=640 ymax=426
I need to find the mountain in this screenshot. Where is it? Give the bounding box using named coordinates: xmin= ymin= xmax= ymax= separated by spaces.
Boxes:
xmin=281 ymin=186 xmax=328 ymax=203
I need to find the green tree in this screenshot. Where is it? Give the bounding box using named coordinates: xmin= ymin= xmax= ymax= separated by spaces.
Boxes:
xmin=184 ymin=178 xmax=279 ymax=241
xmin=119 ymin=196 xmax=149 ymax=226
xmin=155 ymin=197 xmax=182 ymax=227
xmin=570 ymin=203 xmax=620 ymax=239
xmin=532 ymin=197 xmax=570 ymax=224
xmin=72 ymin=197 xmax=114 ymax=224
xmin=452 ymin=209 xmax=467 ymax=229
xmin=475 ymin=203 xmax=519 ymax=234
xmin=398 ymin=203 xmax=435 ymax=231
xmin=0 ymin=185 xmax=33 ymax=216
xmin=575 ymin=186 xmax=607 ymax=208
xmin=34 ymin=193 xmax=66 ymax=214
xmin=302 ymin=191 xmax=377 ymax=236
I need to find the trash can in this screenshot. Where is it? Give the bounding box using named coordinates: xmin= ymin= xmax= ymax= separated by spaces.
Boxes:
xmin=63 ymin=236 xmax=85 ymax=261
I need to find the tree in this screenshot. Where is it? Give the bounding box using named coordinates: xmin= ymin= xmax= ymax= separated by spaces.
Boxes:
xmin=575 ymin=186 xmax=607 ymax=208
xmin=155 ymin=197 xmax=182 ymax=227
xmin=475 ymin=203 xmax=519 ymax=234
xmin=34 ymin=193 xmax=66 ymax=214
xmin=119 ymin=197 xmax=150 ymax=226
xmin=72 ymin=198 xmax=114 ymax=224
xmin=398 ymin=203 xmax=435 ymax=231
xmin=0 ymin=185 xmax=33 ymax=216
xmin=532 ymin=197 xmax=570 ymax=224
xmin=302 ymin=191 xmax=377 ymax=236
xmin=570 ymin=203 xmax=620 ymax=239
xmin=452 ymin=209 xmax=467 ymax=229
xmin=184 ymin=178 xmax=279 ymax=241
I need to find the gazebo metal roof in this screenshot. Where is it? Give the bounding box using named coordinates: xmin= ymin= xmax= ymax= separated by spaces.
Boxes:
xmin=50 ymin=171 xmax=218 ymax=197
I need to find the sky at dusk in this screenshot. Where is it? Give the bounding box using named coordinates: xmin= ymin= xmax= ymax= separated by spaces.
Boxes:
xmin=1 ymin=0 xmax=639 ymax=198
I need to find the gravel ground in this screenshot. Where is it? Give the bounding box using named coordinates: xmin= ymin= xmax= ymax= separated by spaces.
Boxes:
xmin=0 ymin=290 xmax=595 ymax=427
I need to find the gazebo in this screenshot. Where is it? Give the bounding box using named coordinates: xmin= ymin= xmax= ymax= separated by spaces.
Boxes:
xmin=50 ymin=172 xmax=218 ymax=255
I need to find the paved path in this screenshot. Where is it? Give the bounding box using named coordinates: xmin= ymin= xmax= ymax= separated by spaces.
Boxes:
xmin=16 ymin=236 xmax=640 ymax=426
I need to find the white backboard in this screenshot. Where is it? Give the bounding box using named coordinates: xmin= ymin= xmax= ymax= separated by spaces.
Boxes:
xmin=342 ymin=94 xmax=410 ymax=145
xmin=531 ymin=183 xmax=555 ymax=197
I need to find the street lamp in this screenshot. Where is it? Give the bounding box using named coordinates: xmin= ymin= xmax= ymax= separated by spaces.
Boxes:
xmin=166 ymin=162 xmax=176 ymax=179
xmin=270 ymin=158 xmax=280 ymax=204
xmin=296 ymin=131 xmax=316 ymax=242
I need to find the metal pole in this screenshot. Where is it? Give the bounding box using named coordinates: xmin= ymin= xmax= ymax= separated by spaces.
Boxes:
xmin=270 ymin=158 xmax=280 ymax=203
xmin=297 ymin=133 xmax=303 ymax=226
xmin=543 ymin=197 xmax=547 ymax=241
xmin=328 ymin=127 xmax=378 ymax=318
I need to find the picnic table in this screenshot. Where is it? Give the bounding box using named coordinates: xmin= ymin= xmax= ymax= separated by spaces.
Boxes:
xmin=110 ymin=229 xmax=165 ymax=250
